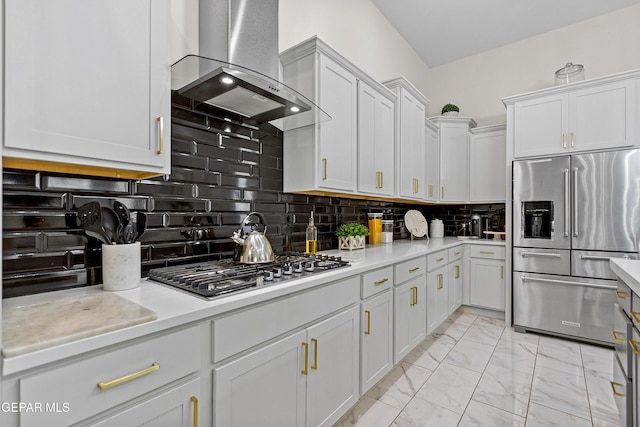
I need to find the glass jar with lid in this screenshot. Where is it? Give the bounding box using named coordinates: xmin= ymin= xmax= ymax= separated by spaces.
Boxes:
xmin=554 ymin=62 xmax=584 ymax=86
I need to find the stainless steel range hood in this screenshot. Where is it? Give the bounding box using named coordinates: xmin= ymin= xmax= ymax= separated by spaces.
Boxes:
xmin=171 ymin=0 xmax=329 ymax=129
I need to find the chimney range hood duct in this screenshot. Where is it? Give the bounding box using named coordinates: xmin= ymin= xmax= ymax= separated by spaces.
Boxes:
xmin=171 ymin=0 xmax=329 ymax=129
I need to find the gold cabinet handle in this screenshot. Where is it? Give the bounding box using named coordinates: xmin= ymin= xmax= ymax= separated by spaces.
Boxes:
xmin=409 ymin=287 xmax=415 ymax=306
xmin=311 ymin=338 xmax=318 ymax=370
xmin=409 ymin=267 xmax=420 ymax=273
xmin=629 ymin=339 xmax=640 ymax=355
xmin=441 ymin=186 xmax=445 ymax=199
xmin=480 ymin=251 xmax=495 ymax=255
xmin=563 ymin=133 xmax=567 ymax=149
xmin=374 ymin=278 xmax=389 ymax=285
xmin=364 ymin=310 xmax=371 ymax=335
xmin=322 ymin=158 xmax=327 ymax=180
xmin=428 ymin=184 xmax=433 ymax=198
xmin=616 ymin=290 xmax=627 ymax=299
xmin=631 ymin=311 xmax=640 ymax=322
xmin=454 ymin=251 xmax=461 ymax=256
xmin=301 ymin=342 xmax=309 ymax=375
xmin=437 ymin=273 xmax=443 ymax=290
xmin=156 ymin=117 xmax=164 ymax=154
xmin=436 ymin=257 xmax=444 ymax=262
xmin=414 ymin=286 xmax=418 ymax=305
xmin=97 ymin=362 xmax=159 ymax=390
xmin=455 ymin=265 xmax=460 ymax=279
xmin=612 ymin=330 xmax=625 ymax=343
xmin=501 ymin=265 xmax=504 ymax=279
xmin=377 ymin=171 xmax=383 ymax=188
xmin=571 ymin=132 xmax=575 ymax=148
xmin=191 ymin=396 xmax=199 ymax=427
xmin=610 ymin=381 xmax=625 ymax=397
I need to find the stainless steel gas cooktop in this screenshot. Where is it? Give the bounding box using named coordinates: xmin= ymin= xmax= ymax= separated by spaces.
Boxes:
xmin=148 ymin=253 xmax=349 ymax=299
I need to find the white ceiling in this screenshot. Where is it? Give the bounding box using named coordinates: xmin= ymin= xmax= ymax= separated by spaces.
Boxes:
xmin=371 ymin=0 xmax=640 ymax=67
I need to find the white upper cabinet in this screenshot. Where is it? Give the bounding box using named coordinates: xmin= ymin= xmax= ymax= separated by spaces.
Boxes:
xmin=469 ymin=124 xmax=506 ymax=203
xmin=431 ymin=116 xmax=476 ymax=203
xmin=3 ymin=0 xmax=171 ymax=179
xmin=506 ymin=71 xmax=639 ymax=158
xmin=281 ymin=38 xmax=360 ymax=194
xmin=383 ymin=77 xmax=429 ymax=201
xmin=357 ymin=81 xmax=396 ymax=197
xmin=424 ymin=119 xmax=439 ymax=202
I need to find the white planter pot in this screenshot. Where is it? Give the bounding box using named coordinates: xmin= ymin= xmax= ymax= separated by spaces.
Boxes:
xmin=338 ymin=236 xmax=366 ymax=250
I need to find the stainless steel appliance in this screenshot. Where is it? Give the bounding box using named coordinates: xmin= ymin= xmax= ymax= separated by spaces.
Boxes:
xmin=513 ymin=149 xmax=640 ymax=345
xmin=148 ymin=254 xmax=349 ymax=299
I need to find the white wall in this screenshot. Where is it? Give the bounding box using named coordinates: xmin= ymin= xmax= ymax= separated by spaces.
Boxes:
xmin=279 ymin=0 xmax=431 ymax=97
xmin=427 ymin=4 xmax=640 ymax=126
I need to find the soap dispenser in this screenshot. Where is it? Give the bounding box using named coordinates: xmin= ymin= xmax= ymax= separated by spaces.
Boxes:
xmin=306 ymin=212 xmax=317 ymax=254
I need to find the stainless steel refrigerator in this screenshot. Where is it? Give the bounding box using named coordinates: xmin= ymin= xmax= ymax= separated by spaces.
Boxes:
xmin=512 ymin=149 xmax=640 ymax=345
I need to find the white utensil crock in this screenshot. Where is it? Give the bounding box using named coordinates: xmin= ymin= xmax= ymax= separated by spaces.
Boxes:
xmin=102 ymin=242 xmax=141 ymax=291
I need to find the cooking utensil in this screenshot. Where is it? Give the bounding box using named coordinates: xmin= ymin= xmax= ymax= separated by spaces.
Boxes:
xmin=130 ymin=211 xmax=147 ymax=242
xmin=100 ymin=207 xmax=121 ymax=244
xmin=77 ymin=202 xmax=111 ymax=244
xmin=231 ymin=212 xmax=275 ymax=263
xmin=113 ymin=201 xmax=135 ymax=243
xmin=404 ymin=210 xmax=428 ymax=239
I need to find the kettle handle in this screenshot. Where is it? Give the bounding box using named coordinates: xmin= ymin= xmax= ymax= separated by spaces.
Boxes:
xmin=239 ymin=212 xmax=268 ymax=233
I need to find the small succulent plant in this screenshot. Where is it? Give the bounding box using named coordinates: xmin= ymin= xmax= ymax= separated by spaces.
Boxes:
xmin=441 ymin=103 xmax=460 ymax=114
xmin=336 ymin=223 xmax=369 ymax=237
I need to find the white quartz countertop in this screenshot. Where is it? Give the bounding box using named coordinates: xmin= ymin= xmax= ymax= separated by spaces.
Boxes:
xmin=610 ymin=258 xmax=640 ymax=296
xmin=2 ymin=237 xmax=504 ymax=375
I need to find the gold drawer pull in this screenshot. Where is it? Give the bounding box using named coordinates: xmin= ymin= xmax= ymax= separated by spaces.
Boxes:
xmin=501 ymin=265 xmax=504 ymax=279
xmin=364 ymin=310 xmax=371 ymax=335
xmin=413 ymin=286 xmax=418 ymax=305
xmin=191 ymin=396 xmax=199 ymax=427
xmin=479 ymin=251 xmax=495 ymax=255
xmin=616 ymin=290 xmax=627 ymax=299
xmin=436 ymin=257 xmax=444 ymax=262
xmin=409 ymin=267 xmax=420 ymax=273
xmin=631 ymin=311 xmax=640 ymax=322
xmin=455 ymin=265 xmax=460 ymax=279
xmin=612 ymin=330 xmax=625 ymax=343
xmin=374 ymin=278 xmax=389 ymax=285
xmin=441 ymin=186 xmax=444 ymax=199
xmin=311 ymin=338 xmax=318 ymax=370
xmin=454 ymin=251 xmax=461 ymax=255
xmin=610 ymin=381 xmax=625 ymax=397
xmin=322 ymin=158 xmax=327 ymax=180
xmin=629 ymin=339 xmax=640 ymax=355
xmin=301 ymin=342 xmax=309 ymax=375
xmin=563 ymin=133 xmax=567 ymax=149
xmin=437 ymin=273 xmax=443 ymax=290
xmin=156 ymin=117 xmax=164 ymax=154
xmin=428 ymin=184 xmax=433 ymax=198
xmin=97 ymin=362 xmax=159 ymax=390
xmin=571 ymin=132 xmax=575 ymax=148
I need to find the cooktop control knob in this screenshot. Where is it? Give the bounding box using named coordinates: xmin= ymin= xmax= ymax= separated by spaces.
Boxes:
xmin=293 ymin=262 xmax=303 ymax=273
xmin=283 ymin=264 xmax=293 ymax=275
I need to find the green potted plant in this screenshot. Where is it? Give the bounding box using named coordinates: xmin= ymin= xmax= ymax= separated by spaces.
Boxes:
xmin=336 ymin=223 xmax=369 ymax=250
xmin=441 ymin=103 xmax=459 ymax=116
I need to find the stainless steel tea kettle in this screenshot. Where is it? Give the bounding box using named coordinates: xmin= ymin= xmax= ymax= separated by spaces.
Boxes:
xmin=231 ymin=212 xmax=275 ymax=263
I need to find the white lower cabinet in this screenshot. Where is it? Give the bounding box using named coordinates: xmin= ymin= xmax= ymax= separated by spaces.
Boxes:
xmin=213 ymin=306 xmax=360 ymax=427
xmin=469 ymin=245 xmax=506 ymax=311
xmin=360 ymin=290 xmax=393 ymax=393
xmin=394 ymin=277 xmax=426 ymax=363
xmin=92 ymin=378 xmax=200 ymax=427
xmin=426 ymin=266 xmax=448 ymax=335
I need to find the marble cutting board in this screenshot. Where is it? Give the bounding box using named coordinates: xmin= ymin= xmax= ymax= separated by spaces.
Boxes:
xmin=2 ymin=292 xmax=157 ymax=358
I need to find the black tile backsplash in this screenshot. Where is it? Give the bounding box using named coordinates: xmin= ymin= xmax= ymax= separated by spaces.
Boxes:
xmin=2 ymin=100 xmax=504 ymax=297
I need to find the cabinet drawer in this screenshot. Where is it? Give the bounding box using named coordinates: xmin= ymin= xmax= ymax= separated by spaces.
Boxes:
xmin=394 ymin=256 xmax=426 ymax=284
xmin=513 ymin=248 xmax=570 ymax=275
xmin=614 ymin=304 xmax=632 ymax=379
xmin=616 ymin=281 xmax=632 ymax=317
xmin=470 ymin=245 xmax=505 ymax=259
xmin=632 ymin=291 xmax=640 ymax=329
xmin=448 ymin=246 xmax=463 ymax=262
xmin=212 ymin=276 xmax=360 ymax=362
xmin=20 ymin=325 xmax=200 ymax=427
xmin=427 ymin=250 xmax=448 ymax=271
xmin=362 ymin=266 xmax=393 ymax=299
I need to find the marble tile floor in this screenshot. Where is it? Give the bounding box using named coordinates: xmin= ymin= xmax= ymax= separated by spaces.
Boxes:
xmin=335 ymin=310 xmax=620 ymax=427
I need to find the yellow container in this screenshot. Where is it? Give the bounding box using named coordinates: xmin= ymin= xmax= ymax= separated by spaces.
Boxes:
xmin=368 ymin=213 xmax=382 ymax=245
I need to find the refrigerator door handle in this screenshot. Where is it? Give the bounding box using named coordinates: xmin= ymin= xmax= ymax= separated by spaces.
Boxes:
xmin=520 ymin=251 xmax=562 ymax=258
xmin=563 ymin=168 xmax=570 ymax=237
xmin=580 ymin=254 xmax=630 ymax=261
xmin=572 ymin=167 xmax=579 ymax=237
xmin=520 ymin=274 xmax=617 ymax=291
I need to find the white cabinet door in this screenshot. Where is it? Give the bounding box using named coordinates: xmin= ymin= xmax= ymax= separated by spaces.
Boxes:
xmin=449 ymin=260 xmax=463 ymax=315
xmin=569 ymin=80 xmax=636 ymax=152
xmin=214 ymin=330 xmax=307 ymax=427
xmin=470 ymin=259 xmax=506 ymax=311
xmin=394 ymin=278 xmax=426 ymax=362
xmin=4 ymin=0 xmax=170 ymax=178
xmin=306 ymin=306 xmax=360 ymax=427
xmin=358 ymin=81 xmax=395 ymax=197
xmin=427 ymin=267 xmax=448 ymax=334
xmin=360 ymin=290 xmax=393 ymax=393
xmin=439 ymin=122 xmax=470 ymax=202
xmin=397 ymin=90 xmax=426 ymax=200
xmin=513 ymin=94 xmax=568 ymax=158
xmin=92 ymin=379 xmax=200 ymax=427
xmin=424 ymin=122 xmax=439 ymax=202
xmin=317 ymin=54 xmax=358 ymax=192
xmin=469 ymin=126 xmax=506 ymax=202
